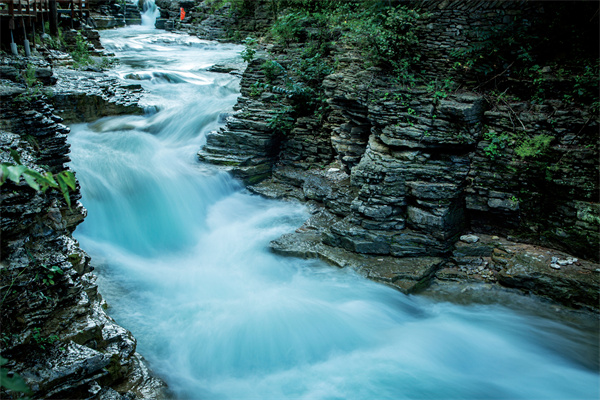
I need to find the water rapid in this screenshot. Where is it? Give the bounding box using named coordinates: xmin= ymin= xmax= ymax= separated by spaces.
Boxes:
xmin=141 ymin=0 xmax=160 ymax=27
xmin=67 ymin=26 xmax=599 ymax=400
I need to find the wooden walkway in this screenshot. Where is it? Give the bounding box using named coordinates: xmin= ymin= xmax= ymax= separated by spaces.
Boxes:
xmin=0 ymin=0 xmax=87 ymax=20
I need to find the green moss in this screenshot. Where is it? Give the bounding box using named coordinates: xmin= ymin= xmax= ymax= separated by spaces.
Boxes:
xmin=67 ymin=253 xmax=82 ymax=268
xmin=515 ymin=134 xmax=553 ymax=158
xmin=247 ymin=172 xmax=271 ymax=185
xmin=105 ymin=353 xmax=123 ymax=381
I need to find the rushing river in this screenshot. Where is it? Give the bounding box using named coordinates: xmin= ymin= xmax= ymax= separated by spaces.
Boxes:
xmin=67 ymin=24 xmax=599 ymax=400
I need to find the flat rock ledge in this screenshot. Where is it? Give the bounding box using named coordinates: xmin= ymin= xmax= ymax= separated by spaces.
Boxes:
xmin=51 ymin=67 xmax=144 ymax=123
xmin=439 ymin=233 xmax=600 ymax=310
xmin=253 ymin=167 xmax=599 ymax=311
xmin=271 ymin=226 xmax=444 ymax=294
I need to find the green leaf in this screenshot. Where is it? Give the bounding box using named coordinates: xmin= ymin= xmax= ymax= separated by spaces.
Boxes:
xmin=23 ymin=173 xmax=41 ymax=191
xmin=56 ymin=174 xmax=71 ymax=208
xmin=7 ymin=165 xmax=26 ymax=184
xmin=41 ymin=172 xmax=58 ymax=190
xmin=9 ymin=149 xmax=22 ymax=165
xmin=58 ymin=171 xmax=76 ymax=190
xmin=49 ymin=266 xmax=64 ymax=275
xmin=0 ymin=164 xmax=9 ymax=185
xmin=24 ymin=169 xmax=55 ymax=190
xmin=0 ymin=367 xmax=31 ymax=393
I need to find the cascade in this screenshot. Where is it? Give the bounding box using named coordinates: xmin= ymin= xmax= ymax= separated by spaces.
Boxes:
xmin=140 ymin=0 xmax=160 ymax=27
xmin=67 ymin=26 xmax=599 ymax=400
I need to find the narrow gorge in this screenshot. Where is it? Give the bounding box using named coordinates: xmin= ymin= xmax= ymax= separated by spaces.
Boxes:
xmin=1 ymin=1 xmax=598 ymax=399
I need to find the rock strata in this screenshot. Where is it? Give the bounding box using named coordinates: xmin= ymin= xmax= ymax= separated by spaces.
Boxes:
xmin=1 ymin=74 xmax=165 ymax=398
xmin=51 ymin=67 xmax=144 ymax=123
xmin=195 ymin=0 xmax=599 ymax=310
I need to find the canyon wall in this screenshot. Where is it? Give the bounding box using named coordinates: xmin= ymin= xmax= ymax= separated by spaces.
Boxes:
xmin=0 ymin=59 xmax=166 ymax=399
xmin=194 ymin=0 xmax=599 ymax=308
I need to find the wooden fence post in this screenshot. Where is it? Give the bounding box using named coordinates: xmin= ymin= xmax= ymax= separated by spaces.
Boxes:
xmin=49 ymin=0 xmax=58 ymax=35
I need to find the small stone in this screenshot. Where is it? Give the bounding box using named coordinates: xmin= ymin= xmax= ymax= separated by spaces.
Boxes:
xmin=491 ymin=236 xmax=500 ymax=240
xmin=550 ymin=264 xmax=561 ymax=270
xmin=557 ymin=259 xmax=569 ymax=266
xmin=459 ymin=234 xmax=479 ymax=243
xmin=551 ymin=256 xmax=558 ymax=264
xmin=328 ymin=168 xmax=340 ymax=173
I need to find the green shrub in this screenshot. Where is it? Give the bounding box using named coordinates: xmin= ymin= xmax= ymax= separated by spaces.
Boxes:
xmin=0 ymin=149 xmax=77 ymax=208
xmin=261 ymin=60 xmax=285 ymax=83
xmin=240 ymin=37 xmax=257 ymax=62
xmin=267 ymin=105 xmax=295 ymax=136
xmin=270 ymin=10 xmax=316 ymax=44
xmin=483 ymin=129 xmax=511 ymax=160
xmin=71 ymin=34 xmax=92 ymax=68
xmin=515 ymin=134 xmax=553 ymax=158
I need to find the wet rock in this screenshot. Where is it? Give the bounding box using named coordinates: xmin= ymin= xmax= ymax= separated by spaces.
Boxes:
xmin=270 ymin=225 xmax=444 ymax=294
xmin=1 ymin=84 xmax=167 ymax=399
xmin=459 ymin=234 xmax=480 ymax=243
xmin=193 ymin=1 xmax=599 ymax=309
xmin=50 ymin=67 xmax=143 ymax=123
xmin=207 ymin=63 xmax=244 ymax=75
xmin=491 ymin=242 xmax=599 ymax=310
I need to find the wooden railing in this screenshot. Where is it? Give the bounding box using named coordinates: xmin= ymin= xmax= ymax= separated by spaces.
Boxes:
xmin=0 ymin=0 xmax=87 ymax=18
xmin=57 ymin=0 xmax=88 ymax=19
xmin=0 ymin=0 xmax=49 ymax=17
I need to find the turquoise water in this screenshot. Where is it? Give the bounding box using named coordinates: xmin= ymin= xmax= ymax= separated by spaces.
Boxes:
xmin=67 ymin=25 xmax=599 ymax=400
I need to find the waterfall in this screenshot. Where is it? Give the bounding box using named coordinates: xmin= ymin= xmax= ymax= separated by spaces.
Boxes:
xmin=140 ymin=0 xmax=160 ymax=27
xmin=67 ymin=27 xmax=600 ymax=400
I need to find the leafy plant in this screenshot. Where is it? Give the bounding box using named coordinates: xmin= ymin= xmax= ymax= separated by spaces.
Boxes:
xmin=0 ymin=149 xmax=77 ymax=208
xmin=270 ymin=10 xmax=314 ymax=44
xmin=23 ymin=64 xmax=38 ymax=88
xmin=267 ymin=106 xmax=295 ymax=136
xmin=0 ymin=356 xmax=31 ymax=395
xmin=240 ymin=37 xmax=257 ymax=62
xmin=261 ymin=60 xmax=285 ymax=83
xmin=249 ymin=81 xmax=265 ymax=97
xmin=450 ymin=3 xmax=599 ymax=106
xmin=31 ymin=328 xmax=59 ymax=350
xmin=40 ymin=265 xmax=64 ymax=286
xmin=71 ymin=34 xmax=93 ymax=68
xmin=483 ymin=129 xmax=511 ymax=160
xmin=295 ymin=52 xmax=333 ymax=86
xmin=427 ymin=77 xmax=455 ymax=101
xmin=514 ymin=134 xmax=553 ymax=158
xmin=15 ymin=63 xmax=44 ymax=102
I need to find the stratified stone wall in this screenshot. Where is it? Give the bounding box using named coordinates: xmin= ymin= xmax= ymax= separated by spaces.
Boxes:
xmin=1 ymin=77 xmax=166 ymax=399
xmin=197 ymin=0 xmax=598 ymax=307
xmin=469 ymin=101 xmax=599 ymax=259
xmin=411 ymin=0 xmax=535 ymax=83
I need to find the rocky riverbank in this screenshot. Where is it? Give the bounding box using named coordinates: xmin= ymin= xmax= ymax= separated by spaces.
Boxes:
xmin=0 ymin=1 xmax=598 ymax=396
xmin=1 ymin=37 xmax=167 ymax=399
xmin=187 ymin=0 xmax=600 ymax=311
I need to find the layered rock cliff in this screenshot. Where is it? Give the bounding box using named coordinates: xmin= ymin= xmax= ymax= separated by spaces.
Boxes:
xmin=1 ymin=56 xmax=166 ymax=399
xmin=193 ymin=0 xmax=599 ymax=309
